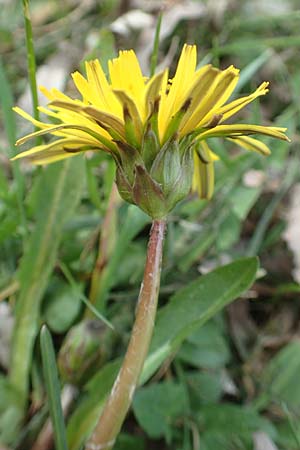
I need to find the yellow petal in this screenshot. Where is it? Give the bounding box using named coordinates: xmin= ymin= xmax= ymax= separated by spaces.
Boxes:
xmin=197 ymin=124 xmax=289 ymax=141
xmin=109 ymin=50 xmax=145 ymax=116
xmin=32 ymin=152 xmax=79 ymax=164
xmin=16 ymin=121 xmax=117 ymax=153
xmin=11 ymin=139 xmax=91 ymax=164
xmin=178 ymin=65 xmax=220 ymax=133
xmin=71 ymin=70 xmax=96 ymax=104
xmin=227 ymin=136 xmax=271 ymax=155
xmin=182 ymin=65 xmax=240 ymax=134
xmin=16 ymin=123 xmax=91 ymax=145
xmin=38 ymin=106 xmax=61 ymax=119
xmin=14 ymin=106 xmax=107 ymax=145
xmin=50 ymin=100 xmax=125 ymax=139
xmin=39 ymin=86 xmax=73 ymax=102
xmin=192 ymin=141 xmax=215 ymax=200
xmin=145 ymin=70 xmax=168 ymax=117
xmin=113 ymin=90 xmax=143 ymax=141
xmin=217 ymin=82 xmax=269 ymax=123
xmin=209 ymin=149 xmax=219 ymax=161
xmin=38 ymin=105 xmax=118 ymax=145
xmin=13 ymin=106 xmax=50 ymax=129
xmin=85 ymin=60 xmax=122 ymax=115
xmin=158 ymin=44 xmax=197 ymax=138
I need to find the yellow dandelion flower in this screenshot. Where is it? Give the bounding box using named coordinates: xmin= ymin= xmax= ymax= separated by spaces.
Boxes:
xmin=13 ymin=44 xmax=290 ymax=218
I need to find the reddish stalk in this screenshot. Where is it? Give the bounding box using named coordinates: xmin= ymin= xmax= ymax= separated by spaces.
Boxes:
xmin=86 ymin=219 xmax=166 ymax=450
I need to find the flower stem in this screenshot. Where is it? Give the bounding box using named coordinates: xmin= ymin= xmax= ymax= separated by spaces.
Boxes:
xmin=86 ymin=219 xmax=166 ymax=450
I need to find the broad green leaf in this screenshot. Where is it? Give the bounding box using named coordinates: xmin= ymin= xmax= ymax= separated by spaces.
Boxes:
xmin=42 ymin=280 xmax=82 ymax=334
xmin=133 ymin=381 xmax=188 ymax=441
xmin=178 ymin=321 xmax=230 ymax=370
xmin=40 ymin=326 xmax=68 ymax=450
xmin=199 ymin=404 xmax=276 ymax=450
xmin=187 ymin=371 xmax=222 ymax=405
xmin=9 ymin=157 xmax=84 ymax=417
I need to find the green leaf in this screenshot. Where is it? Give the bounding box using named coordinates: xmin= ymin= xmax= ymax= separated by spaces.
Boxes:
xmin=133 ymin=381 xmax=188 ymax=441
xmin=40 ymin=326 xmax=68 ymax=450
xmin=186 ymin=371 xmax=222 ymax=405
xmin=9 ymin=157 xmax=85 ymax=416
xmin=42 ymin=280 xmax=82 ymax=334
xmin=255 ymin=341 xmax=300 ymax=412
xmin=199 ymin=404 xmax=276 ymax=450
xmin=178 ymin=321 xmax=230 ymax=370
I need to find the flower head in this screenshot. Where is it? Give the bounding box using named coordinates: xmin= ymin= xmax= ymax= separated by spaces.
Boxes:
xmin=13 ymin=44 xmax=289 ymax=218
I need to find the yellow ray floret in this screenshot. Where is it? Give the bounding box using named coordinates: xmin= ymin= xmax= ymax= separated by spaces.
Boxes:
xmin=13 ymin=44 xmax=290 ymax=203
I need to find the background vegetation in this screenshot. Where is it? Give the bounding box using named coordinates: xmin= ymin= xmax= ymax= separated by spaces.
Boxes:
xmin=1 ymin=0 xmax=300 ymax=449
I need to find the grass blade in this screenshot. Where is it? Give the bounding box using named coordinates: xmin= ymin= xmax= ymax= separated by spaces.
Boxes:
xmin=40 ymin=325 xmax=68 ymax=450
xmin=0 ymin=58 xmax=27 ymax=238
xmin=59 ymin=261 xmax=114 ymax=330
xmin=150 ymin=12 xmax=162 ymax=77
xmin=22 ymin=0 xmax=40 ymax=138
xmin=9 ymin=156 xmax=85 ymax=414
xmin=235 ymin=49 xmax=273 ymax=92
xmin=0 ymin=57 xmax=16 ymax=151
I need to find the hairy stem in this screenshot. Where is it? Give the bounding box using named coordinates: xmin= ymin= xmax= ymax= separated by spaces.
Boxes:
xmin=86 ymin=219 xmax=166 ymax=450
